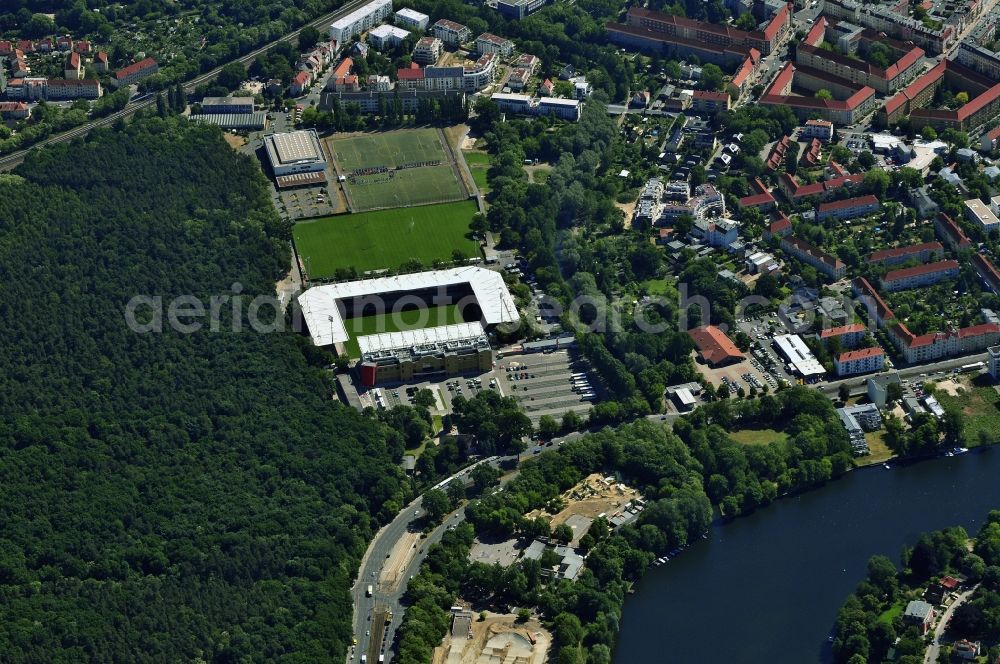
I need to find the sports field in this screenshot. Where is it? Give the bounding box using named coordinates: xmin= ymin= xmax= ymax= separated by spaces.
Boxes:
xmin=293 ymin=200 xmax=481 ymax=277
xmin=342 ymin=304 xmax=466 ymax=357
xmin=327 ymin=129 xmax=468 ymax=211
xmin=329 ymin=129 xmax=448 ymax=170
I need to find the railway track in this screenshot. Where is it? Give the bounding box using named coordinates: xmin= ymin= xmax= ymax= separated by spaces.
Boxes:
xmin=0 ymin=0 xmax=371 ymax=171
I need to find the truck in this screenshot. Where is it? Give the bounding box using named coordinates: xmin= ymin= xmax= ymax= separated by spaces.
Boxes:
xmin=360 ymin=657 xmax=367 ymax=664
xmin=385 ymin=610 xmax=393 ymax=624
xmin=366 ymin=584 xmax=373 ymax=597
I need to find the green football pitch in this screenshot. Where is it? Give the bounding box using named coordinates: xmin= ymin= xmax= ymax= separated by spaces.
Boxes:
xmin=328 ymin=128 xmax=449 ymax=170
xmin=293 ymin=200 xmax=481 ymax=278
xmin=327 ymin=129 xmax=468 ymax=211
xmin=341 ymin=304 xmax=466 ymax=358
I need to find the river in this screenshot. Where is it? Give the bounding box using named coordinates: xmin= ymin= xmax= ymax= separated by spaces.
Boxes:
xmin=614 ymin=449 xmax=1000 ymax=663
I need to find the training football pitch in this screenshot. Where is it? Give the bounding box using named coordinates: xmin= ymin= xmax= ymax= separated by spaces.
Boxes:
xmin=293 ymin=200 xmax=481 ymax=278
xmin=327 ymin=128 xmax=468 ymax=211
xmin=341 ymin=304 xmax=466 ymax=358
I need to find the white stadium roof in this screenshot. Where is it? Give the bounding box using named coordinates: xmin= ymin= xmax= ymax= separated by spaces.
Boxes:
xmin=297 ymin=267 xmax=518 ymax=346
xmin=358 ymin=321 xmax=486 ymax=355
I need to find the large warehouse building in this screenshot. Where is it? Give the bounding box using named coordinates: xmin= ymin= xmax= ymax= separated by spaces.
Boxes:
xmin=263 ymin=130 xmax=327 ymax=187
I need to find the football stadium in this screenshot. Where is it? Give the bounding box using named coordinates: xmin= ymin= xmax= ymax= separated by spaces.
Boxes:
xmin=297 ymin=267 xmax=518 ymax=384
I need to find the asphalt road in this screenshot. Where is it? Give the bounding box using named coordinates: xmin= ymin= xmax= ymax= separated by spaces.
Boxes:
xmin=0 ymin=0 xmax=375 ymax=172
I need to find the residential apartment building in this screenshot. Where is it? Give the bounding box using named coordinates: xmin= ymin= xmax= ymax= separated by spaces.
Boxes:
xmin=691 ymin=90 xmax=730 ymax=114
xmin=935 ymin=212 xmax=973 ymax=250
xmin=835 ymin=347 xmax=885 ymax=376
xmin=475 ymin=33 xmax=515 ymax=58
xmin=432 ymin=19 xmax=472 ymax=46
xmin=394 ymin=8 xmax=430 ymax=31
xmin=965 ymin=197 xmax=1000 ymax=235
xmin=64 ymin=51 xmax=82 ymax=80
xmin=801 ymin=119 xmax=834 ymax=141
xmin=816 ymin=194 xmax=879 ymax=221
xmin=111 ymin=57 xmax=158 ymax=88
xmin=820 ymin=322 xmax=866 ymax=349
xmin=780 ymin=235 xmax=847 ymax=279
xmin=329 ymin=0 xmax=393 ymax=44
xmin=973 ymin=252 xmax=1000 ymax=295
xmin=412 ymin=36 xmax=442 ymax=65
xmin=760 ymin=62 xmax=878 ymax=125
xmin=607 ymin=5 xmax=791 ymax=58
xmin=463 ymin=53 xmax=498 ymax=91
xmin=94 ymin=51 xmax=109 ymax=74
xmin=868 ymin=241 xmax=944 ymax=266
xmin=497 ymin=0 xmax=548 ymax=20
xmin=796 ymin=17 xmax=924 ymax=94
xmin=822 ymin=0 xmax=953 ymax=55
xmin=321 ymin=88 xmax=465 ymax=114
xmin=45 ymin=78 xmax=103 ymax=99
xmin=0 ymin=101 xmax=30 ymax=120
xmin=368 ymin=24 xmax=410 ymax=50
xmin=491 ymin=93 xmax=581 ymax=121
xmin=880 ymin=260 xmax=960 ymax=292
xmin=956 ymin=41 xmax=1000 ymax=80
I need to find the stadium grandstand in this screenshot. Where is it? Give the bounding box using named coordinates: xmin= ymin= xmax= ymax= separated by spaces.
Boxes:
xmin=297 ymin=266 xmax=518 ymax=350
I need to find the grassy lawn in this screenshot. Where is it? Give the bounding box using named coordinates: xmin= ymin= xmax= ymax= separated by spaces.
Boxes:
xmin=641 ymin=279 xmax=674 ymax=297
xmin=728 ymin=428 xmax=789 ymax=446
xmin=293 ymin=200 xmax=481 ymax=277
xmin=342 ymin=304 xmax=465 ymax=357
xmin=877 ymin=601 xmax=903 ymax=625
xmin=859 ymin=430 xmax=893 ymax=466
xmin=463 ymin=150 xmax=490 ymax=193
xmin=936 ymin=378 xmax=1000 ymax=446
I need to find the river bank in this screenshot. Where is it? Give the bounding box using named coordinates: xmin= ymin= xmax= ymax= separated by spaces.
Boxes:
xmin=614 ymin=447 xmax=1000 ymax=663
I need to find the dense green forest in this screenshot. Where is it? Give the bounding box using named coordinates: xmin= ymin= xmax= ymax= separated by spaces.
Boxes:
xmin=0 ymin=118 xmax=404 ymax=662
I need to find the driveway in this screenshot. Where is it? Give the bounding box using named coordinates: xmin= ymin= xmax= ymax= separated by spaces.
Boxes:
xmin=925 ymin=584 xmax=979 ymax=664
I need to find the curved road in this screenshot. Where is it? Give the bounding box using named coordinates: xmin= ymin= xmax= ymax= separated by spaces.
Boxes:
xmin=0 ymin=0 xmax=373 ymax=172
xmin=925 ymin=584 xmax=979 ymax=664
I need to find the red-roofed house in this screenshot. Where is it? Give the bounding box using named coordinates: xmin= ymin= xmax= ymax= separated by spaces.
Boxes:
xmin=738 ymin=178 xmax=776 ymax=211
xmin=74 ymin=40 xmax=91 ymax=54
xmin=112 ymin=57 xmax=158 ymax=88
xmin=853 ymin=277 xmax=896 ymax=325
xmin=64 ymin=51 xmax=82 ymax=80
xmin=820 ymin=323 xmax=866 ymax=349
xmin=981 ymin=123 xmax=1000 ymax=152
xmin=290 ymin=70 xmax=312 ymax=96
xmin=835 ymin=347 xmax=885 ymax=376
xmin=689 ymin=325 xmax=744 ymax=367
xmin=94 ymin=51 xmax=109 ymax=74
xmin=56 ymin=36 xmax=74 ymax=51
xmin=767 ymin=136 xmax=792 ymax=170
xmin=868 ymin=241 xmax=943 ymax=266
xmin=764 ymin=214 xmax=793 ymax=240
xmin=396 ymin=64 xmax=425 ymax=90
xmin=880 ymin=260 xmax=959 ymax=291
xmin=0 ymin=41 xmax=13 ymax=56
xmin=800 ymin=137 xmax=822 ymax=167
xmin=0 ymin=102 xmax=31 ymax=120
xmin=816 ymin=194 xmax=879 ymax=221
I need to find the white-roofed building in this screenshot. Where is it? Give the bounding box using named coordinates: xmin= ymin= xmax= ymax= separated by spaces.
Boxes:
xmin=264 ymin=130 xmax=327 ymax=177
xmin=358 ymin=321 xmax=485 ymax=355
xmin=329 ymin=0 xmax=393 ymax=44
xmin=297 ymin=266 xmax=519 ymax=348
xmin=368 ymin=24 xmax=411 ymax=50
xmin=356 ymin=322 xmax=493 ymax=386
xmin=773 ymin=334 xmax=826 ymax=377
xmin=395 ymin=7 xmax=429 ymax=30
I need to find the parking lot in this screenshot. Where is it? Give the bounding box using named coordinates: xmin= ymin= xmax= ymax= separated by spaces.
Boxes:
xmin=735 ymin=315 xmax=797 ymax=386
xmin=499 ymin=349 xmax=598 ymax=425
xmin=274 ymin=185 xmax=340 ymax=220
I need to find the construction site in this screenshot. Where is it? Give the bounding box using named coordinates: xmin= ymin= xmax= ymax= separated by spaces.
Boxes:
xmin=434 ymin=611 xmax=551 ymax=664
xmin=526 ymin=473 xmax=644 ymax=543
